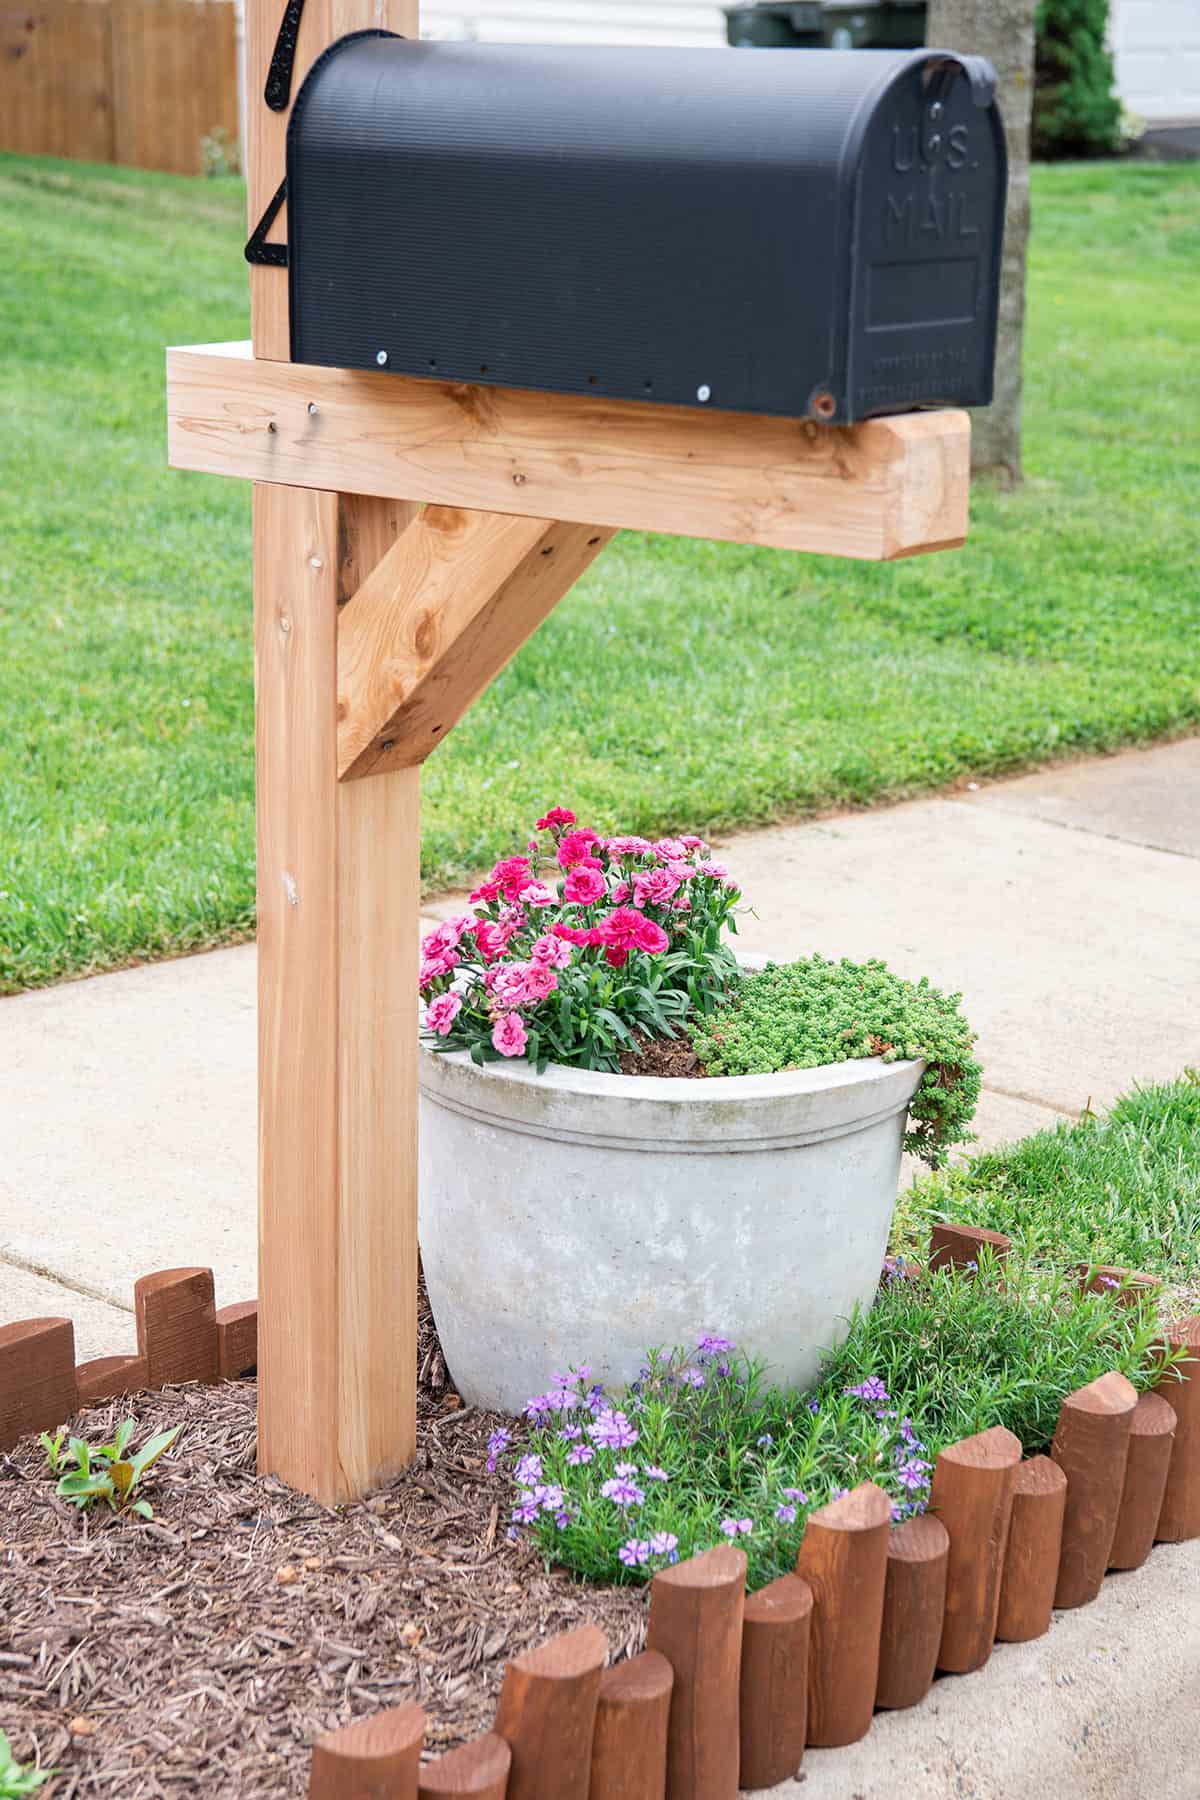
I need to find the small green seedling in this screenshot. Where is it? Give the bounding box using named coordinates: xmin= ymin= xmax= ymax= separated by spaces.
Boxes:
xmin=38 ymin=1429 xmax=68 ymax=1476
xmin=49 ymin=1419 xmax=181 ymax=1520
xmin=0 ymin=1731 xmax=53 ymax=1796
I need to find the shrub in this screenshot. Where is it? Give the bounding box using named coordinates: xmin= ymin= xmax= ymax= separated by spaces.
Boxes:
xmin=1034 ymin=0 xmax=1121 ymax=158
xmin=419 ymin=809 xmax=741 ymax=1071
xmin=691 ymin=955 xmax=980 ymax=1167
xmin=893 ymin=1072 xmax=1200 ymax=1284
xmin=497 ymin=1263 xmax=1167 ymax=1591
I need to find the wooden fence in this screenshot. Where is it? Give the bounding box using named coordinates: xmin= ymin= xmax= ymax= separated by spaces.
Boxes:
xmin=1 ymin=0 xmax=239 ymax=175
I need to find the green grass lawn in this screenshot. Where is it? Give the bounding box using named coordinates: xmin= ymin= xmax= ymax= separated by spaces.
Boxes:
xmin=1 ymin=154 xmax=1198 ymax=991
xmin=894 ymin=1072 xmax=1200 ymax=1302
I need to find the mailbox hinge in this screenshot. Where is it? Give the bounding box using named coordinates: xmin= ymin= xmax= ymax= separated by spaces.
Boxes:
xmin=245 ymin=179 xmax=288 ymax=268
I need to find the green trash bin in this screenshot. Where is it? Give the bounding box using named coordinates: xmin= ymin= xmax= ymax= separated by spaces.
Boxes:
xmin=723 ymin=2 xmax=824 ymax=48
xmin=819 ymin=0 xmax=927 ymax=50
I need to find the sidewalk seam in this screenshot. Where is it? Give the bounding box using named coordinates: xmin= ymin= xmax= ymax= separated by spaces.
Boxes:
xmin=0 ymin=1247 xmax=135 ymax=1315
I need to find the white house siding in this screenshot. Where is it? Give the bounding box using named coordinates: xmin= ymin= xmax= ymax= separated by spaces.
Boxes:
xmin=1110 ymin=0 xmax=1200 ymax=124
xmin=421 ymin=0 xmax=728 ymax=48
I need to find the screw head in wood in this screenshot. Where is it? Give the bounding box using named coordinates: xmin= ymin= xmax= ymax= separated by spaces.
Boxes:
xmin=697 ymin=384 xmax=712 ymax=403
xmin=376 ymin=349 xmax=389 ymax=366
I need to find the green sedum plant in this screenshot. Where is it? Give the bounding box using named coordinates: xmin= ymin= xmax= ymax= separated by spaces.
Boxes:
xmin=43 ymin=1419 xmax=181 ymax=1519
xmin=0 ymin=1733 xmax=52 ymax=1797
xmin=691 ymin=955 xmax=980 ymax=1167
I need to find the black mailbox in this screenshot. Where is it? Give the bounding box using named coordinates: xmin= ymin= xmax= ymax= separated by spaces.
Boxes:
xmin=285 ymin=38 xmax=1006 ymax=423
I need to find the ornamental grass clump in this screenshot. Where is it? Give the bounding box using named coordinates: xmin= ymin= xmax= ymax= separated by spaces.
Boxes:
xmin=692 ymin=955 xmax=980 ymax=1167
xmin=419 ymin=807 xmax=741 ymax=1071
xmin=495 ymin=1260 xmax=1173 ymax=1592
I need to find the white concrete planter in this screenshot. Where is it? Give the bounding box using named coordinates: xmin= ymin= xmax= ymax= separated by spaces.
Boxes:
xmin=418 ymin=1013 xmax=924 ymax=1414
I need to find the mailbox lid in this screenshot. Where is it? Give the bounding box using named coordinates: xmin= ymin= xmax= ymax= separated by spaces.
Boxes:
xmin=287 ymin=39 xmax=1004 ymax=421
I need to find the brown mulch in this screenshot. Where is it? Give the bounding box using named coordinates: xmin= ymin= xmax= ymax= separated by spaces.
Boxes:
xmin=617 ymin=1033 xmax=707 ymax=1078
xmin=0 ymin=1293 xmax=648 ymax=1797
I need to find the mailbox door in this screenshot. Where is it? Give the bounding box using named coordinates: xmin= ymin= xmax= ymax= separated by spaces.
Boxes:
xmin=847 ymin=55 xmax=1007 ymax=418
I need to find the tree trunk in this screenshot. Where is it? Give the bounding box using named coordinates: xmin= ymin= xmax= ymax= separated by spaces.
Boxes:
xmin=926 ymin=0 xmax=1036 ymax=484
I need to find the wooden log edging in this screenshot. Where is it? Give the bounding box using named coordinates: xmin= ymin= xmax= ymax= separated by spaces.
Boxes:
xmin=795 ymin=1481 xmax=891 ymax=1747
xmin=995 ymin=1456 xmax=1067 ymax=1643
xmin=646 ymin=1543 xmax=745 ymax=1800
xmin=0 ymin=1265 xmax=259 ymax=1452
xmin=739 ymin=1573 xmax=812 ymax=1789
xmin=1154 ymin=1316 xmax=1200 ymax=1542
xmin=930 ymin=1424 xmax=1022 ymax=1673
xmin=306 ymin=1348 xmax=1200 ymax=1800
xmin=875 ymin=1512 xmax=949 ymax=1709
xmin=1051 ymin=1371 xmax=1138 ymax=1608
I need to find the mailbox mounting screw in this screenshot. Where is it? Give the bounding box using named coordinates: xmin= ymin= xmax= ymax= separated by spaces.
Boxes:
xmin=307 ymin=401 xmax=318 ymax=416
xmin=375 ymin=350 xmax=389 ymax=367
xmin=930 ymin=101 xmax=944 ymax=120
xmin=697 ymin=384 xmax=712 ymax=403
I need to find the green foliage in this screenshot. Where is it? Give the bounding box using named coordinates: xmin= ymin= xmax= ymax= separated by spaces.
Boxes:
xmin=0 ymin=1734 xmax=52 ymax=1797
xmin=692 ymin=956 xmax=980 ymax=1167
xmin=1034 ymin=0 xmax=1121 ymax=157
xmin=47 ymin=1418 xmax=181 ymax=1519
xmin=824 ymin=1251 xmax=1170 ymax=1454
xmin=1 ymin=157 xmax=1199 ymax=990
xmin=893 ymin=1073 xmax=1200 ymax=1285
xmin=505 ymin=1262 xmax=1168 ymax=1591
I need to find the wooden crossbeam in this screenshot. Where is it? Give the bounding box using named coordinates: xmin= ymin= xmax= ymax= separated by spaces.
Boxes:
xmin=167 ymin=342 xmax=970 ymax=563
xmin=337 ymin=507 xmax=614 ymax=780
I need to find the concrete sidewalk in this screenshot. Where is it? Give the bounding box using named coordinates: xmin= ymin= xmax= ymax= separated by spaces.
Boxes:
xmin=3 ymin=736 xmax=1199 ymax=1358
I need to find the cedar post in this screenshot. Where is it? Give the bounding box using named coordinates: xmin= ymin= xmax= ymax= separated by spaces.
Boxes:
xmin=245 ymin=0 xmax=422 ymax=1501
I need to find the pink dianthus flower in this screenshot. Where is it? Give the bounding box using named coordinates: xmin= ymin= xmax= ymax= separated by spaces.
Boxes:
xmin=425 ymin=993 xmax=462 ymax=1036
xmin=563 ymin=865 xmax=606 ymax=905
xmin=492 ymin=1013 xmax=528 ymax=1058
xmin=633 ymin=868 xmax=682 ymax=909
xmin=536 ymin=808 xmax=577 ymax=832
xmin=558 ymin=828 xmax=601 ymax=870
xmin=532 ymin=934 xmax=572 ymax=969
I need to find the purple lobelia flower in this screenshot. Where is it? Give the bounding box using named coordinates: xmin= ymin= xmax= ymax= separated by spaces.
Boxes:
xmin=720 ymin=1518 xmax=753 ymax=1538
xmin=601 ymin=1476 xmax=645 ymax=1508
xmin=566 ymin=1444 xmax=595 ymax=1467
xmin=511 ymin=1499 xmax=539 ymax=1525
xmin=533 ymin=1484 xmax=564 ymax=1513
xmin=513 ymin=1453 xmax=543 ymax=1488
xmin=589 ymin=1409 xmax=639 ymax=1451
xmin=697 ymin=1333 xmax=736 ymax=1361
xmin=781 ymin=1487 xmax=808 ymax=1504
xmin=486 ymin=1426 xmax=512 ymax=1472
xmin=649 ymin=1531 xmax=679 ymax=1560
xmin=845 ymin=1377 xmax=890 ymax=1405
xmin=619 ymin=1539 xmax=651 ymax=1567
xmin=776 ymin=1503 xmax=797 ymax=1525
xmin=558 ymin=1424 xmax=583 ymax=1442
xmin=614 ymin=1461 xmax=639 ymax=1479
xmin=643 ymin=1466 xmax=670 ymax=1483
